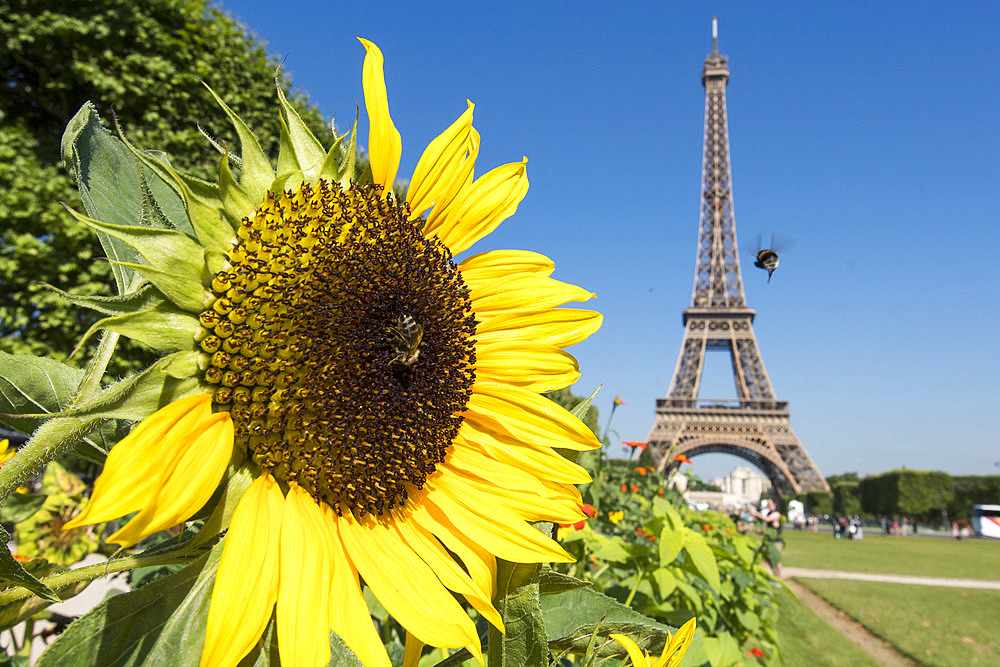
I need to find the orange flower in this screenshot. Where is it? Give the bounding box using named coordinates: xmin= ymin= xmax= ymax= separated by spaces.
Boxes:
xmin=579 ymin=503 xmax=596 ymax=518
xmin=614 ymin=396 xmax=626 ymax=406
xmin=674 ymin=454 xmax=691 ymax=465
xmin=657 ymin=489 xmax=665 ymax=497
xmin=702 ymin=524 xmax=712 ymax=532
xmin=749 ymin=648 xmax=764 ymax=658
xmin=621 ymin=484 xmax=628 ymax=492
xmin=636 ymin=467 xmax=647 ymax=476
xmin=630 ymin=484 xmax=639 ymax=493
xmin=622 ymin=440 xmax=647 ymax=450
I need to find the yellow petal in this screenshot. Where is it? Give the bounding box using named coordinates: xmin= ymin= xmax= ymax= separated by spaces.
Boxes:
xmin=475 ymin=308 xmax=603 ymax=349
xmin=664 ymin=618 xmax=697 ymax=667
xmin=475 ymin=340 xmax=579 ymax=392
xmin=458 ymin=249 xmax=554 ymax=281
xmin=109 ymin=412 xmax=233 ymax=546
xmin=419 ymin=479 xmax=572 ymax=564
xmin=448 ymin=443 xmax=583 ymax=503
xmin=359 ymin=37 xmax=401 ymax=194
xmin=409 ymin=503 xmax=497 ymax=601
xmin=63 ymin=394 xmax=214 ymax=531
xmin=610 ymin=633 xmax=651 ymax=667
xmin=406 ymin=101 xmax=477 ymax=220
xmin=337 ymin=512 xmax=482 ymax=658
xmin=457 ymin=421 xmax=592 ymax=485
xmin=326 ymin=509 xmax=392 ymax=667
xmin=425 ymin=158 xmax=528 ymax=254
xmin=277 ymin=485 xmax=333 ymax=667
xmin=201 ymin=474 xmax=284 ymax=667
xmin=394 ymin=517 xmax=503 ymax=632
xmin=466 ymin=381 xmax=600 ymax=451
xmin=467 ymin=274 xmax=594 ymax=318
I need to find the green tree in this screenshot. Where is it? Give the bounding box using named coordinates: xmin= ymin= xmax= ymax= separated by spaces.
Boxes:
xmin=0 ymin=0 xmax=336 ymax=376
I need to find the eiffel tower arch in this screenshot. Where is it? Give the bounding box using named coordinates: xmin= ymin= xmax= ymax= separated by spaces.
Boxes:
xmin=646 ymin=19 xmax=828 ymax=495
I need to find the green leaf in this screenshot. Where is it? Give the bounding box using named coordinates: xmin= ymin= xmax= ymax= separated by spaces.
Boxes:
xmin=541 ymin=587 xmax=688 ymax=658
xmin=0 ymin=559 xmax=89 ymax=631
xmin=13 ymin=352 xmax=203 ymax=423
xmin=651 ymin=568 xmax=678 ymax=599
xmin=537 ymin=566 xmax=592 ymax=595
xmin=569 ymin=385 xmax=601 ymax=422
xmin=489 ymin=560 xmax=546 ymax=667
xmin=0 ymin=527 xmax=59 ymax=602
xmin=0 ymin=493 xmax=46 ymax=524
xmin=61 ymin=103 xmax=193 ymax=293
xmin=328 ymin=632 xmax=365 ymax=667
xmin=0 ymin=352 xmax=84 ymax=433
xmin=658 ymin=526 xmax=686 ymax=564
xmin=590 ymin=534 xmax=631 ymax=563
xmin=37 ymin=542 xmax=222 ymax=667
xmin=682 ymin=530 xmax=721 ymax=593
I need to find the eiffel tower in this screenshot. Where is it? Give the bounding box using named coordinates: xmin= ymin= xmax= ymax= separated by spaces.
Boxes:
xmin=646 ymin=19 xmax=828 ymax=494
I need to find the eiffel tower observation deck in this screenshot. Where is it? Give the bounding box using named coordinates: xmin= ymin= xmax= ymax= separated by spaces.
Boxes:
xmin=646 ymin=19 xmax=828 ymax=495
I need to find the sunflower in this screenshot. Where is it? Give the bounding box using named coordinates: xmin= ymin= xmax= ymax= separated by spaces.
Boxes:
xmin=63 ymin=38 xmax=601 ymax=666
xmin=609 ymin=618 xmax=696 ymax=667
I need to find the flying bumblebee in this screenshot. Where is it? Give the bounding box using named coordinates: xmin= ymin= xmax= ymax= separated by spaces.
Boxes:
xmin=752 ymin=233 xmax=785 ymax=283
xmin=389 ymin=314 xmax=423 ymax=367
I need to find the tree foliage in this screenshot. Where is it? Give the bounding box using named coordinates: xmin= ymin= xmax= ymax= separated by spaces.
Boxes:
xmin=0 ymin=0 xmax=336 ymax=375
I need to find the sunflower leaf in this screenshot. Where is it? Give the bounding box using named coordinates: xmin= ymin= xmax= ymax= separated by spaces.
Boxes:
xmin=489 ymin=560 xmax=547 ymax=667
xmin=8 ymin=353 xmax=202 ymax=423
xmin=0 ymin=493 xmax=47 ymax=524
xmin=36 ymin=542 xmax=221 ymax=667
xmin=541 ymin=587 xmax=697 ymax=658
xmin=0 ymin=527 xmax=59 ymax=602
xmin=0 ymin=352 xmax=84 ymax=433
xmin=61 ymin=103 xmax=193 ymax=294
xmin=537 ymin=566 xmax=591 ymax=595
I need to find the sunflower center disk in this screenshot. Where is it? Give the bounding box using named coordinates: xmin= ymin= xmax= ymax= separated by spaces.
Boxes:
xmin=199 ymin=181 xmax=477 ymax=517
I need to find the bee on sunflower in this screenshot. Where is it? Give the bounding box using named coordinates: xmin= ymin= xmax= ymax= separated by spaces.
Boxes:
xmin=60 ymin=38 xmax=602 ymax=666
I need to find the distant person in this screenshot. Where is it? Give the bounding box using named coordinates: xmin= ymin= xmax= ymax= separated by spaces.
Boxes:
xmin=751 ymin=499 xmax=783 ymax=576
xmin=952 ymin=520 xmax=961 ymax=541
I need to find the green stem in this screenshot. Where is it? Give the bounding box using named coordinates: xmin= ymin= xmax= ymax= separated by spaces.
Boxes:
xmin=0 ymin=545 xmax=205 ymax=607
xmin=623 ymin=564 xmax=645 ymax=607
xmin=69 ymin=330 xmax=120 ymax=408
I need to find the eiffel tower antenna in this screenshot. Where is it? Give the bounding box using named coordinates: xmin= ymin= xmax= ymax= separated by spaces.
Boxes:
xmin=645 ymin=19 xmax=828 ymax=494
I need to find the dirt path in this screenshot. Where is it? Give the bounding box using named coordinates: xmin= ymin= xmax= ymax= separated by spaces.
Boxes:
xmin=781 ymin=576 xmax=917 ymax=667
xmin=783 ymin=567 xmax=1000 ymax=589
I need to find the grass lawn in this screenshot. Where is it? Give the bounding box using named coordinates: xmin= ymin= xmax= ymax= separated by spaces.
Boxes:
xmin=797 ymin=578 xmax=1000 ymax=666
xmin=782 ymin=531 xmax=1000 ymax=580
xmin=772 ymin=584 xmax=878 ymax=666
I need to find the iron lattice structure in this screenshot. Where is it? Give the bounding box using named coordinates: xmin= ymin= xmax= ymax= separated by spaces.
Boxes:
xmin=646 ymin=22 xmax=828 ymax=494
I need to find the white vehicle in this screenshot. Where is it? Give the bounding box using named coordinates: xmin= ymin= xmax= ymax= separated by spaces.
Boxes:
xmin=971 ymin=504 xmax=1000 ymax=539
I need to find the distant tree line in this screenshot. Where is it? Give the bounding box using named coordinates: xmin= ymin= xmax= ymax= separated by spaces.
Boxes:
xmin=778 ymin=471 xmax=1000 ymax=526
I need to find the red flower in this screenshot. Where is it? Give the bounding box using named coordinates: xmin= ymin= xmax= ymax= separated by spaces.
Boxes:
xmin=702 ymin=524 xmax=712 ymax=532
xmin=630 ymin=484 xmax=639 ymax=493
xmin=559 ymin=519 xmax=586 ymax=530
xmin=621 ymin=484 xmax=628 ymax=492
xmin=622 ymin=440 xmax=647 ymax=450
xmin=749 ymin=648 xmax=764 ymax=658
xmin=674 ymin=454 xmax=691 ymax=465
xmin=579 ymin=503 xmax=596 ymax=518
xmin=636 ymin=527 xmax=643 ymax=535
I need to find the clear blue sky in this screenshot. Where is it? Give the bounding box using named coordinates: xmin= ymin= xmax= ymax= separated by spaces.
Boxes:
xmin=215 ymin=0 xmax=1000 ymax=481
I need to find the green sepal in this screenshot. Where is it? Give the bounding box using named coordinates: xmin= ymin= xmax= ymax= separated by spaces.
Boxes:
xmin=202 ymin=82 xmax=274 ymax=205
xmin=7 ymin=352 xmax=203 ymax=423
xmin=0 ymin=527 xmax=59 ymax=603
xmin=218 ymin=153 xmax=256 ymax=223
xmin=276 ymin=80 xmax=327 ymax=190
xmin=111 ymin=114 xmax=235 ymax=253
xmin=40 ymin=282 xmax=163 ymax=317
xmin=204 ymin=248 xmax=229 ymax=276
xmin=73 ymin=303 xmax=200 ymax=356
xmin=318 ymin=105 xmax=358 ymax=188
xmin=63 ymin=207 xmax=209 ymax=312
